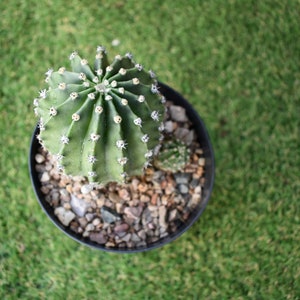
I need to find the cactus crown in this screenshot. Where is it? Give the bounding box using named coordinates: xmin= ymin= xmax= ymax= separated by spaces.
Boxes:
xmin=154 ymin=139 xmax=190 ymax=172
xmin=34 ymin=46 xmax=165 ymax=184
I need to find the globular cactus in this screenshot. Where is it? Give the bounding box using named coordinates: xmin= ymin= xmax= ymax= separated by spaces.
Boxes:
xmin=154 ymin=139 xmax=190 ymax=172
xmin=33 ymin=46 xmax=165 ymax=184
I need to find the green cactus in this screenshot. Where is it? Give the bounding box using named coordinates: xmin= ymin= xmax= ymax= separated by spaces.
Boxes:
xmin=34 ymin=46 xmax=165 ymax=184
xmin=154 ymin=139 xmax=190 ymax=172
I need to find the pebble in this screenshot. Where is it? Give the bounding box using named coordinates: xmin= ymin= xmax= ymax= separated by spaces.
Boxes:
xmin=96 ymin=194 xmax=105 ymax=207
xmin=85 ymin=213 xmax=95 ymax=222
xmin=89 ymin=232 xmax=107 ymax=244
xmin=137 ymin=229 xmax=146 ymax=240
xmin=124 ymin=206 xmax=142 ymax=220
xmin=168 ymin=209 xmax=179 ymax=222
xmin=51 ymin=191 xmax=60 ymax=202
xmin=140 ymin=194 xmax=151 ymax=203
xmin=194 ymin=186 xmax=202 ymax=194
xmin=35 ymin=164 xmax=45 ymax=172
xmin=35 ymin=153 xmax=45 ymax=164
xmin=92 ymin=218 xmax=101 ymax=226
xmin=115 ymin=202 xmax=123 ymax=214
xmin=54 ymin=207 xmax=75 ymax=226
xmin=185 ymin=130 xmax=195 ymax=146
xmin=121 ymin=233 xmax=132 ymax=243
xmin=85 ymin=223 xmax=95 ymax=232
xmin=190 ymin=178 xmax=200 ymax=189
xmin=78 ymin=217 xmax=88 ymax=228
xmin=174 ymin=173 xmax=192 ymax=185
xmin=108 ymin=192 xmax=122 ymax=203
xmin=169 ymin=105 xmax=188 ymax=122
xmin=114 ymin=223 xmax=129 ymax=234
xmin=81 ymin=184 xmax=94 ymax=194
xmin=40 ymin=172 xmax=50 ymax=182
xmin=198 ymin=157 xmax=205 ymax=167
xmin=63 ymin=203 xmax=71 ymax=210
xmin=101 ymin=206 xmax=121 ymax=224
xmin=152 ymin=170 xmax=164 ymax=181
xmin=164 ymin=120 xmax=174 ymax=133
xmin=188 ymin=194 xmax=201 ymax=209
xmin=174 ymin=127 xmax=190 ymax=141
xmin=118 ymin=188 xmax=131 ymax=201
xmin=41 ymin=186 xmax=50 ymax=194
xmin=59 ymin=189 xmax=70 ymax=201
xmin=70 ymin=194 xmax=91 ymax=217
xmin=158 ymin=206 xmax=167 ymax=229
xmin=178 ymin=184 xmax=189 ymax=194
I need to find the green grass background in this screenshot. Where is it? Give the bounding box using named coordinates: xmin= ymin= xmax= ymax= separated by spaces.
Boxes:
xmin=1 ymin=0 xmax=299 ymax=299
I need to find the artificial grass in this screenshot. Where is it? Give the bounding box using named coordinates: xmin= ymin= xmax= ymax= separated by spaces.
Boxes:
xmin=1 ymin=0 xmax=299 ymax=299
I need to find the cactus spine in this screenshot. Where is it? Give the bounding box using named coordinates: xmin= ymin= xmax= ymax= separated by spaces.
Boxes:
xmin=34 ymin=46 xmax=165 ymax=184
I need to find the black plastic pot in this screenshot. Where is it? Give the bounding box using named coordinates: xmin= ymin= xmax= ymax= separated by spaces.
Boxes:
xmin=29 ymin=83 xmax=215 ymax=253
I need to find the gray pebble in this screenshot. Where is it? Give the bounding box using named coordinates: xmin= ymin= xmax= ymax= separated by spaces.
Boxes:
xmin=164 ymin=120 xmax=174 ymax=133
xmin=85 ymin=213 xmax=95 ymax=222
xmin=190 ymin=178 xmax=200 ymax=189
xmin=101 ymin=206 xmax=121 ymax=224
xmin=178 ymin=184 xmax=189 ymax=194
xmin=131 ymin=233 xmax=141 ymax=242
xmin=121 ymin=233 xmax=132 ymax=243
xmin=54 ymin=207 xmax=75 ymax=226
xmin=136 ymin=241 xmax=147 ymax=248
xmin=169 ymin=105 xmax=188 ymax=122
xmin=70 ymin=194 xmax=91 ymax=217
xmin=174 ymin=127 xmax=190 ymax=141
xmin=174 ymin=173 xmax=192 ymax=185
xmin=85 ymin=223 xmax=95 ymax=232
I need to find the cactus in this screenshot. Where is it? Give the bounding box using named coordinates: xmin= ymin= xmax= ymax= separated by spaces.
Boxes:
xmin=34 ymin=46 xmax=165 ymax=184
xmin=153 ymin=139 xmax=190 ymax=172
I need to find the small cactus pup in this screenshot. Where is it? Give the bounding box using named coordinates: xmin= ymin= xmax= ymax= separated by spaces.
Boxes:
xmin=154 ymin=139 xmax=190 ymax=172
xmin=34 ymin=46 xmax=166 ymax=184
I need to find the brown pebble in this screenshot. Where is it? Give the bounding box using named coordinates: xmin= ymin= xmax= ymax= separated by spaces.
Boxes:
xmin=140 ymin=194 xmax=150 ymax=203
xmin=114 ymin=223 xmax=129 ymax=234
xmin=118 ymin=188 xmax=131 ymax=201
xmin=150 ymin=193 xmax=158 ymax=205
xmin=138 ymin=183 xmax=148 ymax=193
xmin=108 ymin=192 xmax=121 ymax=203
xmin=90 ymin=232 xmax=107 ymax=244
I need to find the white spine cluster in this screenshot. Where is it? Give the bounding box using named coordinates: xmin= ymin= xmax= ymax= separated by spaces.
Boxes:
xmin=90 ymin=133 xmax=100 ymax=142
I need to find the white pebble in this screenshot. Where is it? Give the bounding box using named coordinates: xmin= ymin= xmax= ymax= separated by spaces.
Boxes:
xmin=40 ymin=172 xmax=50 ymax=182
xmin=81 ymin=184 xmax=93 ymax=194
xmin=35 ymin=153 xmax=45 ymax=164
